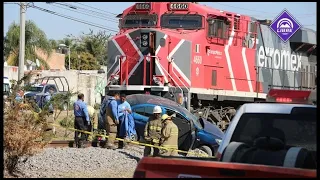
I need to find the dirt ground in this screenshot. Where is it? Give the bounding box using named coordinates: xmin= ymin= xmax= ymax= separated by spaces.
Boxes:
xmin=52 ymin=110 xmax=75 ymax=140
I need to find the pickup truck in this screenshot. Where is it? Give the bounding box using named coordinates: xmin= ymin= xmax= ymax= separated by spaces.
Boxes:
xmin=133 ymin=103 xmax=317 ymax=178
xmin=24 ymin=76 xmax=70 ymax=111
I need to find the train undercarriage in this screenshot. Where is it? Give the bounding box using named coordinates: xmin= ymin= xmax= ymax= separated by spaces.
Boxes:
xmin=106 ymin=83 xmax=254 ymax=132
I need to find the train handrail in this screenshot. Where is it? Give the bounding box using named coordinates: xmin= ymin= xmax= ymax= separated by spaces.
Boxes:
xmin=107 ymin=55 xmax=125 ymax=75
xmin=153 ymin=56 xmax=184 ymax=96
xmin=255 ymin=66 xmax=317 ymax=90
xmin=168 ymin=57 xmax=190 ymax=93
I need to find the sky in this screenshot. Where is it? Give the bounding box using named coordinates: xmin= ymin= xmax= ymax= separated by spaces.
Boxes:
xmin=3 ymin=2 xmax=317 ymax=40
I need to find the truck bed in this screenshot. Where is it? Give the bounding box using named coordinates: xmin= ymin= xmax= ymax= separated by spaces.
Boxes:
xmin=134 ymin=157 xmax=316 ymax=178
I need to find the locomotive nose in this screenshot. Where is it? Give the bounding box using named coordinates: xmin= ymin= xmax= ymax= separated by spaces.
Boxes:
xmin=107 ymin=29 xmax=168 ymax=86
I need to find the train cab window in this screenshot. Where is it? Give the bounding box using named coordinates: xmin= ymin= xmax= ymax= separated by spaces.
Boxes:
xmin=160 ymin=14 xmax=202 ymax=29
xmin=207 ymin=18 xmax=229 ymax=39
xmin=249 ymin=21 xmax=257 ymax=37
xmin=121 ymin=14 xmax=157 ymax=28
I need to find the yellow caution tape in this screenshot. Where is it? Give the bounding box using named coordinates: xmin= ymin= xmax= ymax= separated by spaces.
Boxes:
xmin=49 ymin=123 xmax=215 ymax=158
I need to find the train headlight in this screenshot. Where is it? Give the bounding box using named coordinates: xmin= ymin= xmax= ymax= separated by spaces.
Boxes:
xmin=142 ymin=34 xmax=148 ymax=40
xmin=153 ymin=77 xmax=161 ymax=85
xmin=142 ymin=41 xmax=148 ymax=46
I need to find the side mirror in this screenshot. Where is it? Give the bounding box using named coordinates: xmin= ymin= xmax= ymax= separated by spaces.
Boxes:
xmin=171 ymin=113 xmax=176 ymax=118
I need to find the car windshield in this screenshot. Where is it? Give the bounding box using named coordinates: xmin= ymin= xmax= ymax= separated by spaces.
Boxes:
xmin=28 ymin=86 xmax=43 ymax=93
xmin=230 ymin=111 xmax=316 ymax=152
xmin=127 ymin=94 xmax=203 ymax=129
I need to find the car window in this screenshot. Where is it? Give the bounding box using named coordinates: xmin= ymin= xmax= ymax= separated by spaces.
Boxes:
xmin=166 ymin=108 xmax=186 ymax=120
xmin=230 ymin=113 xmax=316 ymax=151
xmin=45 ymin=85 xmax=57 ymax=93
xmin=233 ymin=117 xmax=261 ymax=144
xmin=52 ymin=86 xmax=57 ymax=92
xmin=145 ymin=106 xmax=155 ymax=117
xmin=134 ymin=107 xmax=145 ymax=116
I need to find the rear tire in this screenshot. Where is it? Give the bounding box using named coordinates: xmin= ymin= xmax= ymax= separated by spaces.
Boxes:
xmin=199 ymin=145 xmax=213 ymax=157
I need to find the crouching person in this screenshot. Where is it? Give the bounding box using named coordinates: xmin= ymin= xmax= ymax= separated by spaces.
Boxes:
xmin=160 ymin=114 xmax=179 ymax=156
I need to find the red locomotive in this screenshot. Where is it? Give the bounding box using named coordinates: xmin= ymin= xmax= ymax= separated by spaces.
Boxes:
xmin=106 ymin=2 xmax=316 ymax=129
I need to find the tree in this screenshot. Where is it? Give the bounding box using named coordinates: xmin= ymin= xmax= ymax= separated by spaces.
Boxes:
xmin=81 ymin=29 xmax=111 ymax=66
xmin=48 ymin=39 xmax=58 ymax=50
xmin=66 ymin=29 xmax=111 ymax=67
xmin=4 ymin=20 xmax=53 ymax=69
xmin=66 ymin=51 xmax=100 ymax=70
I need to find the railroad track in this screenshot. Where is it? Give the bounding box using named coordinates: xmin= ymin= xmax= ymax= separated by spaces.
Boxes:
xmin=47 ymin=140 xmax=122 ymax=148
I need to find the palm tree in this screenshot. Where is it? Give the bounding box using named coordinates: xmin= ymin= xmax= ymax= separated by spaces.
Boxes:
xmin=4 ymin=20 xmax=53 ymax=69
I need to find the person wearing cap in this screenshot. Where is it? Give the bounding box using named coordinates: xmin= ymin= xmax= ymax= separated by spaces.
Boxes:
xmin=143 ymin=105 xmax=163 ymax=157
xmin=160 ymin=114 xmax=179 ymax=156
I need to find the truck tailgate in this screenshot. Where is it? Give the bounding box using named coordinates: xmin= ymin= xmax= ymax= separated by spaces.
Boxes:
xmin=134 ymin=157 xmax=316 ymax=178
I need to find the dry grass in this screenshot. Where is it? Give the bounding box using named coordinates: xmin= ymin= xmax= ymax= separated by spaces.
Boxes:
xmin=4 ymin=76 xmax=50 ymax=176
xmin=4 ymin=74 xmax=76 ymax=176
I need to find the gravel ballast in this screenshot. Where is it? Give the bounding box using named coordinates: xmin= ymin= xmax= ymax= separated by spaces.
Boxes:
xmin=8 ymin=145 xmax=207 ymax=178
xmin=15 ymin=146 xmax=145 ymax=178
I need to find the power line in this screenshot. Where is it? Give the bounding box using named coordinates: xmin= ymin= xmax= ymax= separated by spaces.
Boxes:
xmin=4 ymin=2 xmax=19 ymax=4
xmin=74 ymin=2 xmax=118 ymax=16
xmin=31 ymin=5 xmax=118 ymax=33
xmin=49 ymin=3 xmax=119 ymax=23
xmin=53 ymin=2 xmax=117 ymax=21
xmin=213 ymin=2 xmax=316 ymax=17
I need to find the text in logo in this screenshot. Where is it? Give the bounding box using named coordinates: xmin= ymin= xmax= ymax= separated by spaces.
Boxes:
xmin=257 ymin=46 xmax=302 ymax=71
xmin=207 ymin=49 xmax=223 ymax=56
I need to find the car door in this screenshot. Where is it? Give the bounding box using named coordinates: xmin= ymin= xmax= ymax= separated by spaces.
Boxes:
xmin=164 ymin=108 xmax=193 ymax=152
xmin=132 ymin=104 xmax=161 ymax=139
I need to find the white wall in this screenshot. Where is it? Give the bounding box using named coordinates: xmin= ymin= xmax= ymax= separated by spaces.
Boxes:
xmin=32 ymin=70 xmax=107 ymax=106
xmin=4 ymin=66 xmax=19 ymax=82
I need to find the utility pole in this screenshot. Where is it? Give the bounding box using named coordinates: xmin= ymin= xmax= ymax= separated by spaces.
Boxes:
xmin=18 ymin=2 xmax=26 ymax=84
xmin=68 ymin=46 xmax=71 ymax=70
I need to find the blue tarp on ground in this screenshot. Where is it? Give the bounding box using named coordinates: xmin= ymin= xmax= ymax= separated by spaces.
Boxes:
xmin=119 ymin=112 xmax=137 ymax=139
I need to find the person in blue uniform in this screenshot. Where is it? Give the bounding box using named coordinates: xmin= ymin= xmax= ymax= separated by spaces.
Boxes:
xmin=117 ymin=94 xmax=132 ymax=149
xmin=73 ymin=93 xmax=90 ymax=148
